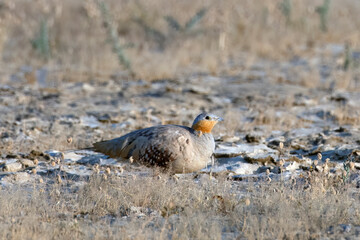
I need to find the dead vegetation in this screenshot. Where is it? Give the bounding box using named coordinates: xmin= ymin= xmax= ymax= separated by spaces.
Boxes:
xmin=0 ymin=0 xmax=360 ymax=85
xmin=0 ymin=172 xmax=359 ymax=239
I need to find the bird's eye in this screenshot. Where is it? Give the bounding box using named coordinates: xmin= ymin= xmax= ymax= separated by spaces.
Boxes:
xmin=205 ymin=116 xmax=210 ymax=120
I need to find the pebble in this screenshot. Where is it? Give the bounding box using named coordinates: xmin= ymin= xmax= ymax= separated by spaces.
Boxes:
xmin=2 ymin=162 xmax=22 ymax=172
xmin=20 ymin=159 xmax=36 ymax=168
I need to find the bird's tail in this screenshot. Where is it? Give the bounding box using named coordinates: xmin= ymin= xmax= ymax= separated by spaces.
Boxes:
xmin=93 ymin=140 xmax=117 ymax=158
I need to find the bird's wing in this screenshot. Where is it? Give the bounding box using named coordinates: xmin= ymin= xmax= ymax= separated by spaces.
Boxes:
xmin=135 ymin=125 xmax=195 ymax=166
xmin=93 ymin=125 xmax=195 ymax=163
xmin=93 ymin=127 xmax=150 ymax=158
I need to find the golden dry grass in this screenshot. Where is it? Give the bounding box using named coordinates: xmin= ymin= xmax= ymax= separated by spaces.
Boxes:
xmin=1 ymin=0 xmax=360 ymax=82
xmin=0 ymin=172 xmax=359 ymax=239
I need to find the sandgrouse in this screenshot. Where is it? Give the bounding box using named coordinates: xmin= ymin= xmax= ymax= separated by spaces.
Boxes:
xmin=93 ymin=113 xmax=223 ymax=173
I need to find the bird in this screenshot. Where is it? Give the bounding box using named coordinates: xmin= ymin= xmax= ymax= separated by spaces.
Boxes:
xmin=93 ymin=113 xmax=223 ymax=173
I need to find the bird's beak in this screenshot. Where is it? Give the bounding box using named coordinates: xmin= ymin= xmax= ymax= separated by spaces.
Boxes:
xmin=216 ymin=116 xmax=224 ymax=122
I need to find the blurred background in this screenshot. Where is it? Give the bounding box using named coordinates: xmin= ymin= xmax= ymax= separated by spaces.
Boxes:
xmin=0 ymin=0 xmax=359 ymax=85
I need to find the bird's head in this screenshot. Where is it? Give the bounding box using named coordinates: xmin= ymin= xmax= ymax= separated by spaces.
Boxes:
xmin=191 ymin=113 xmax=223 ymax=134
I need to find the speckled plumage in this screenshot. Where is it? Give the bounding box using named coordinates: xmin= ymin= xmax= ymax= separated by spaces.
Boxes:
xmin=93 ymin=113 xmax=223 ymax=173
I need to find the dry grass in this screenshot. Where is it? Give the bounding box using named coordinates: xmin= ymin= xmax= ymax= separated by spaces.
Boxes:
xmin=332 ymin=106 xmax=360 ymax=125
xmin=1 ymin=0 xmax=360 ymax=82
xmin=0 ymin=172 xmax=359 ymax=239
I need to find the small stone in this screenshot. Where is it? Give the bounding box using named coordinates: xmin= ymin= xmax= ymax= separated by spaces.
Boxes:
xmin=82 ymin=83 xmax=95 ymax=92
xmin=245 ymin=198 xmax=251 ymax=206
xmin=67 ymin=137 xmax=73 ymax=144
xmin=105 ymin=167 xmax=111 ymax=174
xmin=317 ymin=153 xmax=322 ymax=161
xmin=103 ymin=174 xmax=108 ymax=180
xmin=39 ymin=178 xmax=44 ymax=183
xmin=21 ymin=159 xmax=35 ymax=168
xmin=284 ymin=161 xmax=300 ymax=172
xmin=129 ymin=156 xmax=134 ymax=163
xmin=221 ymin=135 xmax=240 ymax=143
xmin=3 ymin=162 xmax=22 ymax=172
xmin=188 ymin=85 xmax=211 ymax=95
xmin=33 ymin=159 xmax=39 ymax=165
xmin=31 ymin=168 xmax=37 ymax=174
xmin=51 ymin=161 xmax=56 ymax=167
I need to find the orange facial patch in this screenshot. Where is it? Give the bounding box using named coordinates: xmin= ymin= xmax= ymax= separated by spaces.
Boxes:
xmin=192 ymin=120 xmax=218 ymax=133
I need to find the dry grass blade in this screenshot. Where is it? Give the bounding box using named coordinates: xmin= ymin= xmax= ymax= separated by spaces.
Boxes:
xmin=96 ymin=0 xmax=132 ymax=71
